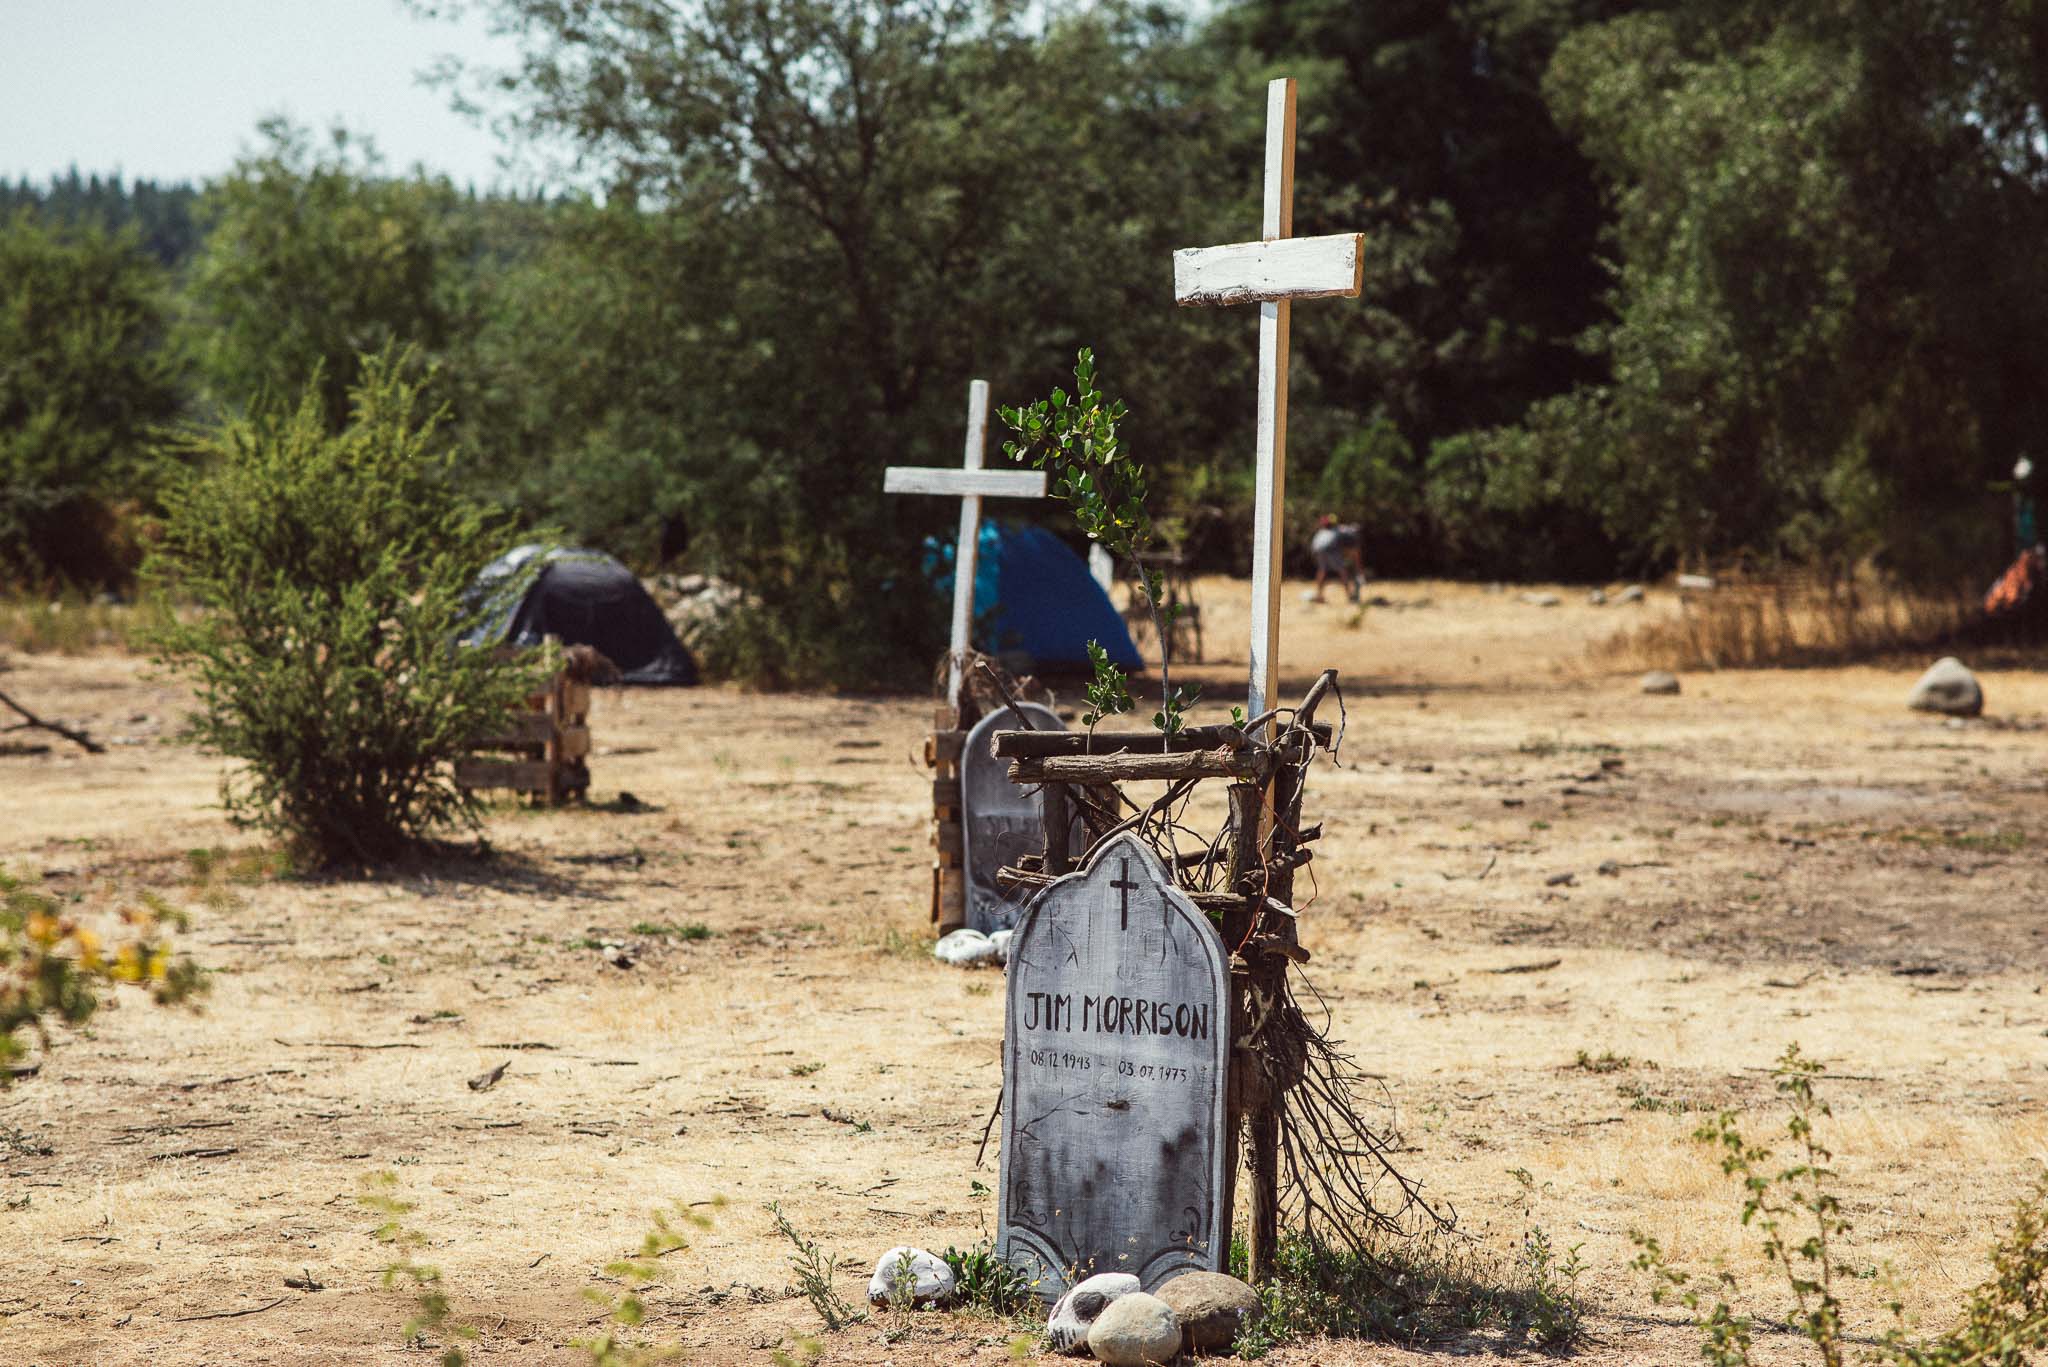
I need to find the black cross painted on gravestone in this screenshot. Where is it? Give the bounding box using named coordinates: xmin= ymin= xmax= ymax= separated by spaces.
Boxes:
xmin=1112 ymin=859 xmax=1139 ymax=930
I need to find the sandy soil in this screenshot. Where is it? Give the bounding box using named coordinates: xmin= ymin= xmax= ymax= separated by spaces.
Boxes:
xmin=4 ymin=579 xmax=2047 ymax=1366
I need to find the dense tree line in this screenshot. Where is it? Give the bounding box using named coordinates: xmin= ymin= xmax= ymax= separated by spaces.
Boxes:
xmin=1 ymin=0 xmax=2038 ymax=681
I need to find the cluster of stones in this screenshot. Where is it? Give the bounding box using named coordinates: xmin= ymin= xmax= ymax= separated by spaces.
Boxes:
xmin=865 ymin=1251 xmax=1261 ymax=1363
xmin=932 ymin=925 xmax=1014 ymax=968
xmin=1046 ymin=1270 xmax=1261 ymax=1364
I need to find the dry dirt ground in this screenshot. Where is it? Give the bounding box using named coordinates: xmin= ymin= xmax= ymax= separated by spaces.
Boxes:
xmin=4 ymin=580 xmax=2048 ymax=1366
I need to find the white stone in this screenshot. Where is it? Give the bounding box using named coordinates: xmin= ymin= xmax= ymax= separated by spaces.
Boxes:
xmin=1086 ymin=1292 xmax=1183 ymax=1366
xmin=1587 ymin=588 xmax=1607 ymax=606
xmin=866 ymin=1246 xmax=956 ymax=1308
xmin=988 ymin=928 xmax=1015 ymax=964
xmin=1519 ymin=591 xmax=1561 ymax=607
xmin=1046 ymin=1273 xmax=1141 ymax=1355
xmin=1908 ymin=657 xmax=1983 ymax=717
xmin=933 ymin=928 xmax=999 ymax=967
xmin=1641 ymin=671 xmax=1681 ymax=695
xmin=1617 ymin=584 xmax=1646 ymax=603
xmin=1677 ymin=573 xmax=1716 ymax=591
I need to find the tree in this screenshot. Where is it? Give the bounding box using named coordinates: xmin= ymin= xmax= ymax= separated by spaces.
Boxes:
xmin=0 ymin=209 xmax=183 ymax=584
xmin=1209 ymin=0 xmax=1642 ymax=574
xmin=1493 ymin=0 xmax=2048 ymax=580
xmin=148 ymin=350 xmax=539 ymax=868
xmin=185 ymin=120 xmax=476 ymax=429
xmin=437 ymin=0 xmax=1239 ymax=684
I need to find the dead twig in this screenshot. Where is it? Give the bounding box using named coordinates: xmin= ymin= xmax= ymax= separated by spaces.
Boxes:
xmin=0 ymin=687 xmax=102 ymax=753
xmin=1439 ymin=854 xmax=1496 ymax=882
xmin=151 ymin=1146 xmax=238 ymax=1160
xmin=173 ymin=1296 xmax=289 ymax=1322
xmin=974 ymin=1087 xmax=1002 ymax=1168
xmin=1485 ymin=958 xmax=1562 ymax=975
xmin=272 ymin=1039 xmax=422 ymax=1050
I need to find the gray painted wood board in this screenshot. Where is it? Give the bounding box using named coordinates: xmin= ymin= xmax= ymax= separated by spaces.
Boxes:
xmin=997 ymin=832 xmax=1230 ymax=1300
xmin=960 ymin=702 xmax=1069 ymax=935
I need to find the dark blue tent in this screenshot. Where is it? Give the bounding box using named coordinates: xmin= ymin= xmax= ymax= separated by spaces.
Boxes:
xmin=463 ymin=545 xmax=699 ymax=686
xmin=928 ymin=522 xmax=1143 ymax=671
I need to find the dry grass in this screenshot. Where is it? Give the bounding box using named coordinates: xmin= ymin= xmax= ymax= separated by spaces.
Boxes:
xmin=0 ymin=591 xmax=174 ymax=656
xmin=1597 ymin=570 xmax=1978 ymax=671
xmin=4 ymin=583 xmax=2048 ymax=1363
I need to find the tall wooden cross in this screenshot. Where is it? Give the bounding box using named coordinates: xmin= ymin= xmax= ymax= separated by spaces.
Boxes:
xmin=883 ymin=379 xmax=1048 ymax=706
xmin=1173 ymin=77 xmax=1364 ymax=724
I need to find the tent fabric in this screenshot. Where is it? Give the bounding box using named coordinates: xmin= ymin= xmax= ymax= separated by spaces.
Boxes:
xmin=928 ymin=522 xmax=1143 ymax=672
xmin=465 ymin=545 xmax=699 ymax=686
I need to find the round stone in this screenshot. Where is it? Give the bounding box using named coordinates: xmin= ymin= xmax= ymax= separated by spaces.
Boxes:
xmin=1908 ymin=656 xmax=1983 ymax=717
xmin=1046 ymin=1272 xmax=1140 ymax=1356
xmin=1157 ymin=1270 xmax=1261 ymax=1351
xmin=865 ymin=1246 xmax=955 ymax=1308
xmin=1086 ymin=1291 xmax=1182 ymax=1366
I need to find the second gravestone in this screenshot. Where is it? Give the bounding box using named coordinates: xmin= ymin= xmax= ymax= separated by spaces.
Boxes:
xmin=961 ymin=702 xmax=1071 ymax=934
xmin=998 ymin=832 xmax=1230 ymax=1299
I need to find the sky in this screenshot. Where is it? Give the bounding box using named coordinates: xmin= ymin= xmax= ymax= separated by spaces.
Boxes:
xmin=0 ymin=0 xmax=530 ymax=190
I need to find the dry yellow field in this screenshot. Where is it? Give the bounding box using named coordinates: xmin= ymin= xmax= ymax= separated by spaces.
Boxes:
xmin=4 ymin=579 xmax=2047 ymax=1365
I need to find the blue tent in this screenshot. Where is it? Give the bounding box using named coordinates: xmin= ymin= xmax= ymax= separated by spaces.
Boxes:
xmin=927 ymin=522 xmax=1143 ymax=671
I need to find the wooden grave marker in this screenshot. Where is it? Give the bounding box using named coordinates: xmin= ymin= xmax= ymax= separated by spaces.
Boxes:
xmin=998 ymin=832 xmax=1230 ymax=1299
xmin=1172 ymin=75 xmax=1365 ymax=726
xmin=882 ymin=378 xmax=1048 ymax=707
xmin=960 ymin=702 xmax=1072 ymax=935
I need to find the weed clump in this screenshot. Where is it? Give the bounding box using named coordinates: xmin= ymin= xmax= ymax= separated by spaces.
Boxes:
xmin=1636 ymin=1043 xmax=2048 ymax=1366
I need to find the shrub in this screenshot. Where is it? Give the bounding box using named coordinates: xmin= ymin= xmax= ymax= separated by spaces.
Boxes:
xmin=148 ymin=349 xmax=542 ymax=868
xmin=1 ymin=865 xmax=204 ymax=1082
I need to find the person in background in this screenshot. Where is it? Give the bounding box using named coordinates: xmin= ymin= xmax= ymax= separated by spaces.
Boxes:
xmin=2015 ymin=456 xmax=2039 ymax=553
xmin=1308 ymin=513 xmax=1365 ymax=603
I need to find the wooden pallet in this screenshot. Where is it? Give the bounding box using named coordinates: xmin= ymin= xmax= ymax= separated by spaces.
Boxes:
xmin=455 ymin=671 xmax=592 ymax=805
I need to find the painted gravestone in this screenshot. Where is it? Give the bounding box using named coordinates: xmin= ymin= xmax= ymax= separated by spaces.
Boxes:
xmin=961 ymin=702 xmax=1071 ymax=935
xmin=998 ymin=832 xmax=1230 ymax=1299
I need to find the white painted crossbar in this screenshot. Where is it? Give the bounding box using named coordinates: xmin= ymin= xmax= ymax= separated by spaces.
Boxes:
xmin=881 ymin=378 xmax=1049 ymax=705
xmin=883 ymin=467 xmax=1047 ymax=498
xmin=1172 ymin=233 xmax=1364 ymax=308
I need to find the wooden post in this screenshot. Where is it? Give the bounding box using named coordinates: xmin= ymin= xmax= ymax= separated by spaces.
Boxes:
xmin=1247 ymin=954 xmax=1284 ymax=1285
xmin=1249 ymin=78 xmax=1294 ymax=729
xmin=1040 ymin=781 xmax=1072 ymax=877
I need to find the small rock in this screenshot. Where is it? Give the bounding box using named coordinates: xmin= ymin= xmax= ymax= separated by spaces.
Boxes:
xmin=1047 ymin=1272 xmax=1141 ymax=1355
xmin=866 ymin=1246 xmax=955 ymax=1308
xmin=1907 ymin=657 xmax=1983 ymax=718
xmin=1587 ymin=588 xmax=1607 ymax=606
xmin=1519 ymin=591 xmax=1561 ymax=607
xmin=1157 ymin=1271 xmax=1260 ymax=1352
xmin=1641 ymin=671 xmax=1681 ymax=695
xmin=1677 ymin=573 xmax=1716 ymax=591
xmin=1617 ymin=584 xmax=1646 ymax=604
xmin=933 ymin=928 xmax=999 ymax=967
xmin=1545 ymin=871 xmax=1576 ymax=888
xmin=1087 ymin=1292 xmax=1182 ymax=1366
xmin=1597 ymin=860 xmax=1621 ymax=877
xmin=988 ymin=928 xmax=1015 ymax=965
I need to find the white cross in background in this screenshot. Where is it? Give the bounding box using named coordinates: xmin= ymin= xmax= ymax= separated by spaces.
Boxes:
xmin=1174 ymin=76 xmax=1365 ymax=724
xmin=883 ymin=379 xmax=1048 ymax=706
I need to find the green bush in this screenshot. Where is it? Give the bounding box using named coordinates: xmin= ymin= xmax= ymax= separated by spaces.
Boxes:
xmin=148 ymin=349 xmax=541 ymax=868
